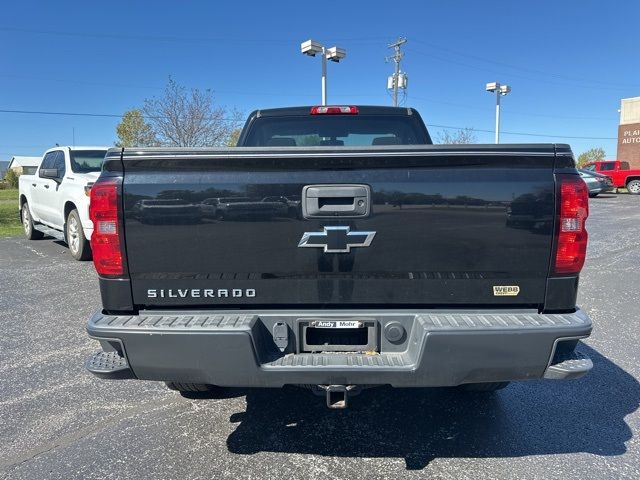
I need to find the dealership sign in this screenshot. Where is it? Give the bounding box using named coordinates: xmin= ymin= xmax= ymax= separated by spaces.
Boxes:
xmin=617 ymin=123 xmax=640 ymax=168
xmin=617 ymin=97 xmax=640 ymax=168
xmin=620 ymin=127 xmax=640 ymax=144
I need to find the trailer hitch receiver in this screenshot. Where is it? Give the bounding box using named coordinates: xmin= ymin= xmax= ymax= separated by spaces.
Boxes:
xmin=317 ymin=384 xmax=360 ymax=409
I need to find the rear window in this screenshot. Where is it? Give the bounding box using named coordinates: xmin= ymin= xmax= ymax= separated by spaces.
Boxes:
xmin=242 ymin=115 xmax=430 ymax=147
xmin=70 ymin=150 xmax=107 ymax=173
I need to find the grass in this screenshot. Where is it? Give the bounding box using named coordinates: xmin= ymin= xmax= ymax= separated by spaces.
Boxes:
xmin=0 ymin=189 xmax=22 ymax=237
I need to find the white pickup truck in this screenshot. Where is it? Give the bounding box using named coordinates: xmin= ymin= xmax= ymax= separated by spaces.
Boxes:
xmin=18 ymin=146 xmax=108 ymax=260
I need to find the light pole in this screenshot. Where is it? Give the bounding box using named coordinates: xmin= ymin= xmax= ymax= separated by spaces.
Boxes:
xmin=301 ymin=40 xmax=346 ymax=106
xmin=485 ymin=82 xmax=511 ymax=143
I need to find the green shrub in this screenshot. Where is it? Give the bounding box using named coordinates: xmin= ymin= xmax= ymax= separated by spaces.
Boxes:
xmin=4 ymin=169 xmax=19 ymax=189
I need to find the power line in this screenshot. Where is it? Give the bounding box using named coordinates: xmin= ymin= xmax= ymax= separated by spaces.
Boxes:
xmin=0 ymin=108 xmax=244 ymax=123
xmin=405 ymin=46 xmax=637 ymax=92
xmin=0 ymin=74 xmax=619 ymax=121
xmin=407 ymin=94 xmax=616 ymax=121
xmin=6 ymin=23 xmax=624 ymax=91
xmin=0 ymin=27 xmax=387 ymax=46
xmin=0 ymin=74 xmax=164 ymax=91
xmin=0 ymin=73 xmax=320 ymax=97
xmin=0 ymin=108 xmax=616 ymax=141
xmin=1 ymin=25 xmax=629 ymax=91
xmin=428 ymin=123 xmax=616 ymax=140
xmin=409 ymin=38 xmax=640 ymax=90
xmin=1 ymin=26 xmax=632 ymax=98
xmin=0 ymin=144 xmax=51 ymax=148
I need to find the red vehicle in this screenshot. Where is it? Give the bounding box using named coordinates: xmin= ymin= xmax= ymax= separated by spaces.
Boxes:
xmin=583 ymin=160 xmax=640 ymax=194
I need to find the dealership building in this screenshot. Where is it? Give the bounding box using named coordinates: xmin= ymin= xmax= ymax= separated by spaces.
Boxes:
xmin=618 ymin=97 xmax=640 ymax=169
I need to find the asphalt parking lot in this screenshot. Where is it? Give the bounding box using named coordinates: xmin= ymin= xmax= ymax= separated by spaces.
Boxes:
xmin=0 ymin=194 xmax=638 ymax=479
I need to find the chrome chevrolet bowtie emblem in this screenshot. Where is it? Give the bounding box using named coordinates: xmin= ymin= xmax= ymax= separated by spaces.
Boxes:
xmin=298 ymin=226 xmax=376 ymax=253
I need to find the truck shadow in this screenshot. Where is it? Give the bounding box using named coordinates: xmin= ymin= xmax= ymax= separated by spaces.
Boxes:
xmin=225 ymin=344 xmax=638 ymax=470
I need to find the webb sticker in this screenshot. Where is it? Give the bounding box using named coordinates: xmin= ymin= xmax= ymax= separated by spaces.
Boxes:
xmin=493 ymin=285 xmax=520 ymax=296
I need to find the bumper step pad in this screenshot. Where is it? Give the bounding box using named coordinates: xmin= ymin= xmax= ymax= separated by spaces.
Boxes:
xmin=544 ymin=350 xmax=593 ymax=380
xmin=86 ymin=351 xmax=134 ymax=379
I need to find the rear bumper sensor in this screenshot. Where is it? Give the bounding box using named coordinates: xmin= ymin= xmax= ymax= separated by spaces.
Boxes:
xmin=86 ymin=308 xmax=592 ymax=387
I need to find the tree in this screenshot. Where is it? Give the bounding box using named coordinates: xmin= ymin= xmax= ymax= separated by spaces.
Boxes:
xmin=4 ymin=168 xmax=19 ymax=189
xmin=576 ymin=147 xmax=606 ymax=167
xmin=436 ymin=127 xmax=477 ymax=144
xmin=226 ymin=128 xmax=242 ymax=147
xmin=298 ymin=135 xmax=321 ymax=146
xmin=115 ymin=109 xmax=157 ymax=147
xmin=143 ymin=78 xmax=242 ymax=147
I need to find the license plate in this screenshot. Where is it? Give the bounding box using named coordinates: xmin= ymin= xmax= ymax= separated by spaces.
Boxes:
xmin=311 ymin=320 xmax=363 ymax=329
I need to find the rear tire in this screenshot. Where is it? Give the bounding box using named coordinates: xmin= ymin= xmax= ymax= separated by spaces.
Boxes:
xmin=66 ymin=209 xmax=91 ymax=261
xmin=457 ymin=382 xmax=510 ymax=392
xmin=22 ymin=202 xmax=44 ymax=240
xmin=626 ymin=179 xmax=640 ymax=195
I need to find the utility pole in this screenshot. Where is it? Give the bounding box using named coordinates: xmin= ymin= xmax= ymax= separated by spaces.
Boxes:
xmin=387 ymin=37 xmax=407 ymax=107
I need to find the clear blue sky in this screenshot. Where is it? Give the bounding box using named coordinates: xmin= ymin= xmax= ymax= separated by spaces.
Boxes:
xmin=1 ymin=0 xmax=638 ymax=159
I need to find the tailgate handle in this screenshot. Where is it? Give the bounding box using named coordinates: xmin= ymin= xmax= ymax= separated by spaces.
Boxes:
xmin=302 ymin=184 xmax=371 ymax=218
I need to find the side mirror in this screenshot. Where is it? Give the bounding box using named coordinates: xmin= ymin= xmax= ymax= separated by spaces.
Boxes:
xmin=40 ymin=168 xmax=59 ymax=179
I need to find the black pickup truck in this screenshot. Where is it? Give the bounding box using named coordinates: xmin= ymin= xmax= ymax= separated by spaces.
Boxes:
xmin=85 ymin=105 xmax=592 ymax=408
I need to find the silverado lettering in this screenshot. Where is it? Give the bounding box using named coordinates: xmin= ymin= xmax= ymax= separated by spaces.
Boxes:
xmin=147 ymin=289 xmax=256 ymax=298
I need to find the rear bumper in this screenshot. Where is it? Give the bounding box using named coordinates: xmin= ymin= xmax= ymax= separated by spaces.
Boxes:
xmin=86 ymin=308 xmax=592 ymax=387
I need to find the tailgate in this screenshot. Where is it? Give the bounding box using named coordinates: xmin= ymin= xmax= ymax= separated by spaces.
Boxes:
xmin=120 ymin=147 xmax=557 ymax=308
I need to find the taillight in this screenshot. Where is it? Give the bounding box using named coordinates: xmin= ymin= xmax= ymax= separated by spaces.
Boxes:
xmin=310 ymin=106 xmax=358 ymax=115
xmin=553 ymin=174 xmax=589 ymax=275
xmin=89 ymin=177 xmax=124 ymax=277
